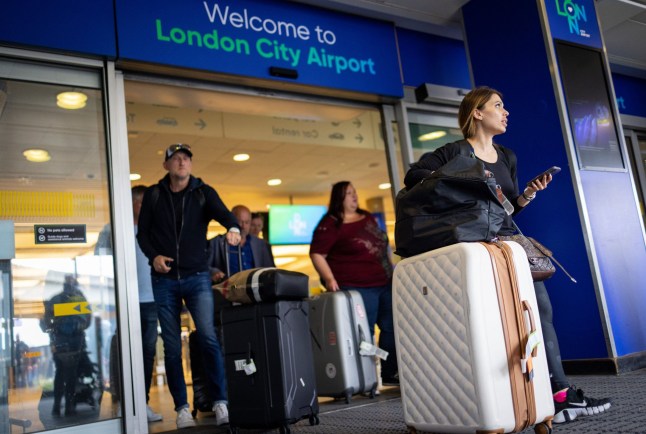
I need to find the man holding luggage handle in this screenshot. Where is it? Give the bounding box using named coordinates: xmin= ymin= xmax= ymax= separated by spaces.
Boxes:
xmin=208 ymin=204 xmax=275 ymax=283
xmin=137 ymin=143 xmax=241 ymax=429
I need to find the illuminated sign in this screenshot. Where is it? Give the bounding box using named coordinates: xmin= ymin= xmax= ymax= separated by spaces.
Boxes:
xmin=116 ymin=0 xmax=402 ymax=97
xmin=546 ymin=0 xmax=602 ymax=48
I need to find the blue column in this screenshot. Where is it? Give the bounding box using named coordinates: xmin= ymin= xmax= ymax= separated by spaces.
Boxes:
xmin=463 ymin=0 xmax=646 ymax=367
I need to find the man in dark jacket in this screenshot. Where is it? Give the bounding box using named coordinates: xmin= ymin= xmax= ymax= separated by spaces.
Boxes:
xmin=137 ymin=143 xmax=241 ymax=429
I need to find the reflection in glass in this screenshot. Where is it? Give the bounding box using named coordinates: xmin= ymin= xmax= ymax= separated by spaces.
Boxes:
xmin=1 ymin=63 xmax=116 ymax=432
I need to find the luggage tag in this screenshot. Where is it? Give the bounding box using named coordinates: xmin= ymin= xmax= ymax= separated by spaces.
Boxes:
xmin=496 ymin=185 xmax=515 ymax=216
xmin=521 ymin=331 xmax=541 ymax=381
xmin=359 ymin=341 xmax=389 ymax=360
xmin=234 ymin=358 xmax=257 ymax=376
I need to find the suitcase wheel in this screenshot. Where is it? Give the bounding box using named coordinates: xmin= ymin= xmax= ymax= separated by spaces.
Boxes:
xmin=534 ymin=422 xmax=553 ymax=434
xmin=309 ymin=414 xmax=320 ymax=426
xmin=279 ymin=424 xmax=291 ymax=434
xmin=344 ymin=391 xmax=352 ymax=404
xmin=228 ymin=427 xmax=238 ymax=434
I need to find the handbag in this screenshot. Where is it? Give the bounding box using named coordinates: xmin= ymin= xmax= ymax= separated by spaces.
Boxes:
xmin=213 ymin=267 xmax=309 ymax=304
xmin=499 ymin=222 xmax=576 ymax=283
xmin=394 ymin=154 xmax=506 ymax=258
xmin=498 ymin=234 xmax=556 ymax=281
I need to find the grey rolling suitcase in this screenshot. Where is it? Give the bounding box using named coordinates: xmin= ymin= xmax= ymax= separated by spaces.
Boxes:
xmin=309 ymin=291 xmax=378 ymax=403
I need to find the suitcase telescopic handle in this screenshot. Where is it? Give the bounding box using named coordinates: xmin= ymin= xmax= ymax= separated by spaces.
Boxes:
xmin=223 ymin=236 xmax=243 ymax=277
xmin=521 ymin=300 xmax=538 ymax=357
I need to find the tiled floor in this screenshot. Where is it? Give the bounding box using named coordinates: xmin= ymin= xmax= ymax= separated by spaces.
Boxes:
xmin=157 ymin=369 xmax=645 ymax=434
xmin=8 ymin=369 xmax=643 ymax=433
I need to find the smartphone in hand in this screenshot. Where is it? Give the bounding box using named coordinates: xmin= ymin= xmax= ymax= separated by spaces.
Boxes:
xmin=527 ymin=166 xmax=561 ymax=187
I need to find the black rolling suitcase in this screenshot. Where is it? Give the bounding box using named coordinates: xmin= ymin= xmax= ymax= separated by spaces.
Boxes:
xmin=221 ymin=300 xmax=320 ymax=434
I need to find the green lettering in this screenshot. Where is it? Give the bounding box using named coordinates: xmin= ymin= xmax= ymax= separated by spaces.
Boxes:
xmin=307 ymin=47 xmax=322 ymax=66
xmin=204 ymin=30 xmax=220 ymax=49
xmin=156 ymin=19 xmax=170 ymax=42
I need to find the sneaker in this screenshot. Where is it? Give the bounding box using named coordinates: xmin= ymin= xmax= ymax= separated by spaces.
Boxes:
xmin=382 ymin=372 xmax=400 ymax=386
xmin=176 ymin=407 xmax=196 ymax=429
xmin=553 ymin=386 xmax=612 ymax=424
xmin=146 ymin=405 xmax=163 ymax=422
xmin=213 ymin=402 xmax=229 ymax=426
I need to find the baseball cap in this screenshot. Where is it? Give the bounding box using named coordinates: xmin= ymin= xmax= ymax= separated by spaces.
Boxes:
xmin=165 ymin=143 xmax=193 ymax=161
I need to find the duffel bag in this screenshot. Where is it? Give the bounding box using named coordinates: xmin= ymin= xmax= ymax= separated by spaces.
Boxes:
xmin=395 ymin=154 xmax=506 ymax=258
xmin=214 ymin=267 xmax=309 ymax=303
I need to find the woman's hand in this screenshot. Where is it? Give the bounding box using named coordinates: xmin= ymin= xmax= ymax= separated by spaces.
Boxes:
xmin=325 ymin=278 xmax=340 ymax=292
xmin=526 ymin=173 xmax=552 ymax=195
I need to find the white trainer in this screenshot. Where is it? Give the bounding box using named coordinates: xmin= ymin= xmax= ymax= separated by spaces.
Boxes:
xmin=213 ymin=402 xmax=229 ymax=426
xmin=146 ymin=405 xmax=163 ymax=422
xmin=176 ymin=407 xmax=196 ymax=429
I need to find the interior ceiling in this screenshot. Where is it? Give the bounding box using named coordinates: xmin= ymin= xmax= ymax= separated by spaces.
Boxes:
xmin=124 ymin=81 xmax=394 ymax=216
xmin=295 ymin=0 xmax=646 ymax=75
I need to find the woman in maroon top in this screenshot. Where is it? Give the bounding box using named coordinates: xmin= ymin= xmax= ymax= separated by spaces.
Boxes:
xmin=310 ymin=181 xmax=398 ymax=385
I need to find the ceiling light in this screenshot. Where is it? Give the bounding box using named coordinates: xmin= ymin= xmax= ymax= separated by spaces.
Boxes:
xmin=23 ymin=149 xmax=51 ymax=162
xmin=419 ymin=131 xmax=447 ymax=141
xmin=267 ymin=178 xmax=282 ymax=186
xmin=130 ymin=173 xmax=142 ymax=181
xmin=233 ymin=153 xmax=250 ymax=162
xmin=56 ymin=91 xmax=88 ymax=109
xmin=378 ymin=183 xmax=391 ymax=190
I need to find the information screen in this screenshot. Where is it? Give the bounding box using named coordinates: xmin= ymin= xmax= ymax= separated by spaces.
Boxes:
xmin=268 ymin=205 xmax=327 ymax=245
xmin=555 ymin=41 xmax=625 ymax=170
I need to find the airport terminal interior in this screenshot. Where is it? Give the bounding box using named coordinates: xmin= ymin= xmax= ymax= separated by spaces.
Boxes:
xmin=3 ymin=72 xmax=465 ymax=432
xmin=3 ymin=1 xmax=646 ymax=433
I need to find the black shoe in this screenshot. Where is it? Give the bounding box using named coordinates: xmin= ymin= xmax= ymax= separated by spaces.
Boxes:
xmin=52 ymin=404 xmax=61 ymax=417
xmin=553 ymin=386 xmax=612 ymax=424
xmin=382 ymin=373 xmax=400 ymax=386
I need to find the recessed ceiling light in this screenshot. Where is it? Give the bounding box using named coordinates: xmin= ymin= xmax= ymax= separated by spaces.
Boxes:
xmin=419 ymin=131 xmax=447 ymax=141
xmin=378 ymin=183 xmax=391 ymax=190
xmin=267 ymin=178 xmax=282 ymax=186
xmin=130 ymin=173 xmax=142 ymax=181
xmin=56 ymin=91 xmax=88 ymax=109
xmin=23 ymin=149 xmax=51 ymax=162
xmin=233 ymin=153 xmax=250 ymax=162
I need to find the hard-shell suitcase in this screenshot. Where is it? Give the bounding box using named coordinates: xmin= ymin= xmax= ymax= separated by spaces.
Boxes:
xmin=221 ymin=300 xmax=320 ymax=434
xmin=392 ymin=241 xmax=554 ymax=434
xmin=309 ymin=291 xmax=378 ymax=403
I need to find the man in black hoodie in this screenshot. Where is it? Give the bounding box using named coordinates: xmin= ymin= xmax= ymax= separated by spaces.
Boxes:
xmin=137 ymin=143 xmax=240 ymax=429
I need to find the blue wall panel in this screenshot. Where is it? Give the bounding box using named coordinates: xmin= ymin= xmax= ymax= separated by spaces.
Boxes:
xmin=397 ymin=28 xmax=470 ymax=89
xmin=0 ymin=0 xmax=116 ymax=57
xmin=463 ymin=0 xmax=608 ymax=359
xmin=612 ymin=73 xmax=646 ymax=118
xmin=580 ymin=171 xmax=646 ymax=355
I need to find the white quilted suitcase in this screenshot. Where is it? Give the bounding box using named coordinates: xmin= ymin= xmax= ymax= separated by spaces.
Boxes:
xmin=393 ymin=241 xmax=554 ymax=434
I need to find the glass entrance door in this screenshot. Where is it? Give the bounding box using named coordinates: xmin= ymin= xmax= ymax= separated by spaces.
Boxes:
xmin=0 ymin=57 xmax=117 ymax=433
